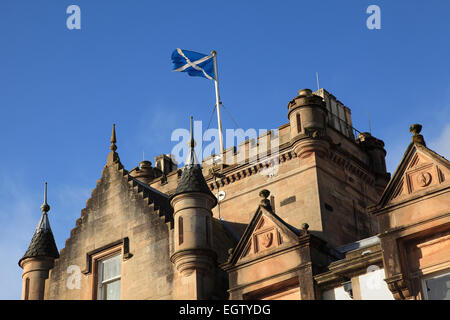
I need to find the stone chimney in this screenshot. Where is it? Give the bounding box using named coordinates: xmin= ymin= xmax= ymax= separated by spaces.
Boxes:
xmin=155 ymin=154 xmax=178 ymax=176
xmin=130 ymin=160 xmax=157 ymax=184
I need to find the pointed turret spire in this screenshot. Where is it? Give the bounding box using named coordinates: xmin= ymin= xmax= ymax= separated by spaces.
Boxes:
xmin=19 ymin=182 xmax=59 ymax=266
xmin=170 ymin=117 xmax=216 ymax=205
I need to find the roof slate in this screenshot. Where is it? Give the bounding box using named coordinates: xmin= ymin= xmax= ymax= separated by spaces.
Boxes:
xmin=172 ymin=164 xmax=216 ymax=203
xmin=19 ymin=219 xmax=59 ymax=265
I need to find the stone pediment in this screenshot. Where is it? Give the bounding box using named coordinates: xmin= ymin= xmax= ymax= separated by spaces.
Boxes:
xmin=227 ymin=206 xmax=302 ymax=266
xmin=379 ymin=143 xmax=450 ymax=207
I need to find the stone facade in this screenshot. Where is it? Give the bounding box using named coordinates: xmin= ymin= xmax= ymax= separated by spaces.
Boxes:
xmin=369 ymin=126 xmax=450 ymax=300
xmin=19 ymin=89 xmax=450 ymax=300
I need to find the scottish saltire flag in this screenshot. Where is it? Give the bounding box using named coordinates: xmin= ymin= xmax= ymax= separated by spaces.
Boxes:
xmin=171 ymin=48 xmax=215 ymax=80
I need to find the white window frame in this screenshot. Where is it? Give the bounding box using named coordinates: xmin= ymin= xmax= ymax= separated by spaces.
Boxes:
xmin=92 ymin=248 xmax=122 ymax=300
xmin=422 ymin=269 xmax=450 ymax=300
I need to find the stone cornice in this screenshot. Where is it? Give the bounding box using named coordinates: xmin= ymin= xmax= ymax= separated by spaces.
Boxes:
xmin=314 ymin=246 xmax=383 ymax=289
xmin=226 ymin=263 xmax=313 ymax=294
xmin=205 ymin=149 xmax=297 ymax=190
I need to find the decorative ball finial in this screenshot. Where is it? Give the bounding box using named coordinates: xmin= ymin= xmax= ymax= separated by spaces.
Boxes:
xmin=409 ymin=124 xmax=422 ymax=136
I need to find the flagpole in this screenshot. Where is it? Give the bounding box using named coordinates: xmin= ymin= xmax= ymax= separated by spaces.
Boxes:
xmin=211 ymin=50 xmax=224 ymax=155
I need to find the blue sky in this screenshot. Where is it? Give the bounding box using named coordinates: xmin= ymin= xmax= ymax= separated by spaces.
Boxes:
xmin=0 ymin=0 xmax=449 ymax=299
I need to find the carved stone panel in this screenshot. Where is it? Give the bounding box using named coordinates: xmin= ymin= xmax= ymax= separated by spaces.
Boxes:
xmin=238 ymin=215 xmax=287 ymax=261
xmin=406 ymin=164 xmax=438 ymax=194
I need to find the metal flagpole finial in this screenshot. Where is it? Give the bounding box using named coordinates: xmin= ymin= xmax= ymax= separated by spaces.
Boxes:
xmin=40 ymin=182 xmax=50 ymax=214
xmin=110 ymin=124 xmax=117 ymax=152
xmin=188 ymin=116 xmax=196 ymax=149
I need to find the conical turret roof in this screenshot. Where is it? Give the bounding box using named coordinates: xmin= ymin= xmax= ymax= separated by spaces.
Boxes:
xmin=171 ymin=117 xmax=217 ymax=205
xmin=19 ymin=183 xmax=59 ymax=266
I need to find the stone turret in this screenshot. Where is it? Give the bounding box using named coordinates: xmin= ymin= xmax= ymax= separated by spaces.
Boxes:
xmin=356 ymin=132 xmax=390 ymax=193
xmin=170 ymin=117 xmax=217 ymax=300
xmin=19 ymin=182 xmax=59 ymax=300
xmin=287 ymin=88 xmax=330 ymax=158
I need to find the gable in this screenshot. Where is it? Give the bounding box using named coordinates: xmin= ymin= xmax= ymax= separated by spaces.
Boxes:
xmin=229 ymin=206 xmax=301 ymax=265
xmin=45 ymin=162 xmax=175 ymax=299
xmin=381 ymin=144 xmax=450 ymax=206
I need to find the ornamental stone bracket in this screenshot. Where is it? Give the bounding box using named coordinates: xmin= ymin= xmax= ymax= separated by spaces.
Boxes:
xmin=385 ymin=274 xmax=412 ymax=300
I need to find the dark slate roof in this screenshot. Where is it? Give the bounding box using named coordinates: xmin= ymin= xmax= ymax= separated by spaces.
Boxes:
xmin=130 ymin=176 xmax=173 ymax=217
xmin=19 ymin=213 xmax=59 ymax=265
xmin=171 ymin=164 xmax=217 ymax=204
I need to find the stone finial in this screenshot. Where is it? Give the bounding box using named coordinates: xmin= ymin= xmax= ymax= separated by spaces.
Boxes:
xmin=106 ymin=124 xmax=121 ymax=166
xmin=301 ymin=223 xmax=309 ymax=234
xmin=409 ymin=124 xmax=426 ymax=146
xmin=259 ymin=189 xmax=272 ymax=211
xmin=409 ymin=124 xmax=422 ymax=135
xmin=110 ymin=123 xmax=117 ymax=152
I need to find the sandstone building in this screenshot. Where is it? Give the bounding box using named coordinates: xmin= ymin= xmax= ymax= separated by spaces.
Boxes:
xmin=19 ymin=88 xmax=450 ymax=300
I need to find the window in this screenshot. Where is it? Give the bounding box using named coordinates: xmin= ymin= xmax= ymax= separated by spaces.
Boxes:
xmin=97 ymin=253 xmax=121 ymax=300
xmin=179 ymin=216 xmax=184 ymax=245
xmin=296 ymin=113 xmax=301 ymax=133
xmin=24 ymin=278 xmax=30 ymax=300
xmin=422 ymin=270 xmax=450 ymax=300
xmin=205 ymin=216 xmax=210 ymax=246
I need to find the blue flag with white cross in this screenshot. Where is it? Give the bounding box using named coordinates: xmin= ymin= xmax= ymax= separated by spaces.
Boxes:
xmin=171 ymin=48 xmax=215 ymax=80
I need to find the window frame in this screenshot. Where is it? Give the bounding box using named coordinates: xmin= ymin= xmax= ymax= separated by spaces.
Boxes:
xmin=421 ymin=269 xmax=450 ymax=300
xmin=91 ymin=244 xmax=123 ymax=300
